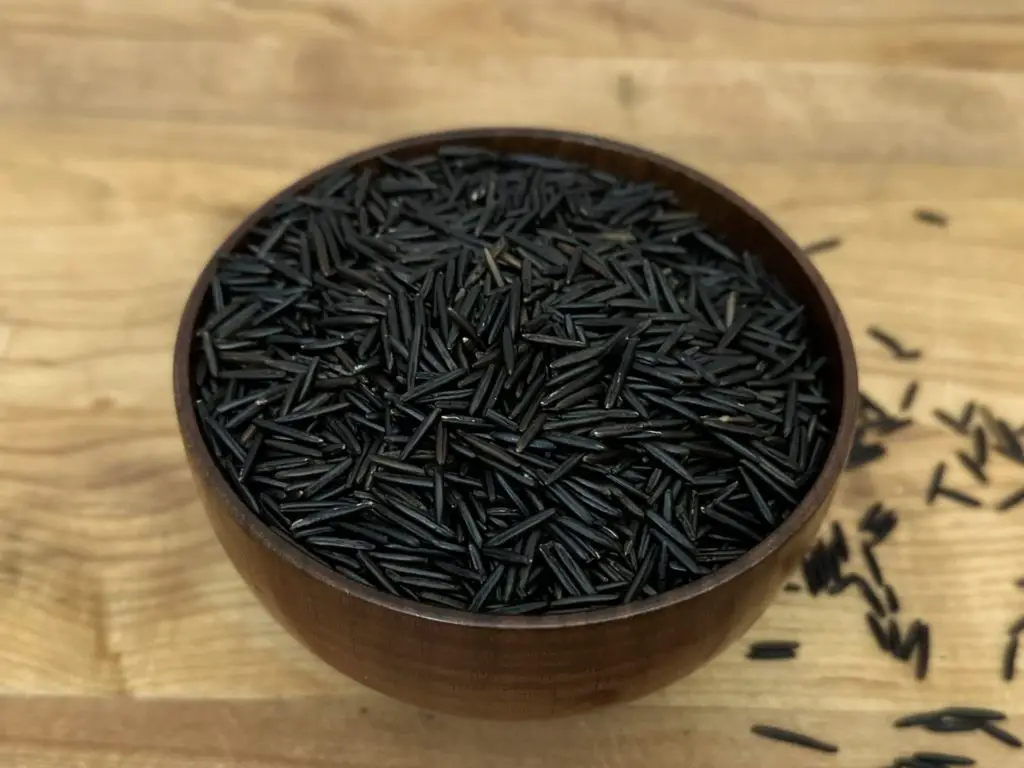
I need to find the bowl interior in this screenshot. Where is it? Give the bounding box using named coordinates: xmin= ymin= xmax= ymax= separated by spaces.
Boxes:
xmin=173 ymin=127 xmax=859 ymax=629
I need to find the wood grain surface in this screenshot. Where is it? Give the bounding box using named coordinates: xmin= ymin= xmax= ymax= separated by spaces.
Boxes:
xmin=0 ymin=0 xmax=1022 ymax=765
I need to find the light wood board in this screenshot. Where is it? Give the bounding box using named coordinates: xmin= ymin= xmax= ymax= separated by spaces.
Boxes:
xmin=0 ymin=1 xmax=1022 ymax=766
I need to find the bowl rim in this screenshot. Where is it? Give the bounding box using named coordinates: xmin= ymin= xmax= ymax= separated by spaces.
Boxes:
xmin=173 ymin=126 xmax=859 ymax=630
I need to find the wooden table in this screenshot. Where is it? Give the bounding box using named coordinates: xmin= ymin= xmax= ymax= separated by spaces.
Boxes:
xmin=1 ymin=1 xmax=1023 ymax=765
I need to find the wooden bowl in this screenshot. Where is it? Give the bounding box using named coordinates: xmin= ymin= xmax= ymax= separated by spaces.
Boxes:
xmin=173 ymin=128 xmax=859 ymax=719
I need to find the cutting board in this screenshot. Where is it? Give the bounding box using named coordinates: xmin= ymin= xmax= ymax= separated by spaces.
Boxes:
xmin=1 ymin=1 xmax=1022 ymax=766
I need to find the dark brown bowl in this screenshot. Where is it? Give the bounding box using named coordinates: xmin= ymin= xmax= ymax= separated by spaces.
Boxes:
xmin=173 ymin=128 xmax=858 ymax=719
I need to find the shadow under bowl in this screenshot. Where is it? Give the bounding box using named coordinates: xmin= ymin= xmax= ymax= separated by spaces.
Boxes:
xmin=173 ymin=127 xmax=859 ymax=719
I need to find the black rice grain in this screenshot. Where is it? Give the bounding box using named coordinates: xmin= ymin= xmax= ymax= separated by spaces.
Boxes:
xmin=861 ymin=392 xmax=913 ymax=435
xmin=982 ymin=408 xmax=1024 ymax=465
xmin=846 ymin=390 xmax=916 ymax=473
xmin=802 ymin=236 xmax=842 ymax=257
xmin=862 ymin=541 xmax=884 ymax=585
xmin=956 ymin=451 xmax=987 ymax=485
xmin=894 ymin=708 xmax=999 ymax=729
xmin=914 ymin=622 xmax=931 ymax=680
xmin=868 ymin=326 xmax=922 ymax=361
xmin=1003 ymin=633 xmax=1019 ymax=682
xmin=926 ymin=462 xmax=947 ymax=504
xmin=746 ymin=641 xmax=799 ymax=660
xmin=914 ymin=208 xmax=949 ymax=227
xmin=189 ymin=146 xmax=835 ymax=613
xmin=971 ymin=425 xmax=988 ymax=466
xmin=867 ymin=613 xmax=890 ymax=651
xmin=934 ymin=486 xmax=983 ymax=508
xmin=802 ymin=528 xmax=849 ymax=596
xmin=900 ymin=381 xmax=920 ymax=412
xmin=958 ymin=401 xmax=978 ymax=430
xmin=890 ymin=619 xmax=908 ymax=659
xmin=996 ymin=486 xmax=1024 ymax=512
xmin=884 ymin=584 xmax=901 ymax=613
xmin=981 ymin=722 xmax=1023 ymax=749
xmin=909 ymin=752 xmax=974 ymax=766
xmin=847 ymin=433 xmax=886 ymax=470
xmin=859 ymin=501 xmax=899 ymax=544
xmin=750 ymin=724 xmax=838 ymax=754
xmin=934 ymin=409 xmax=967 ymax=435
